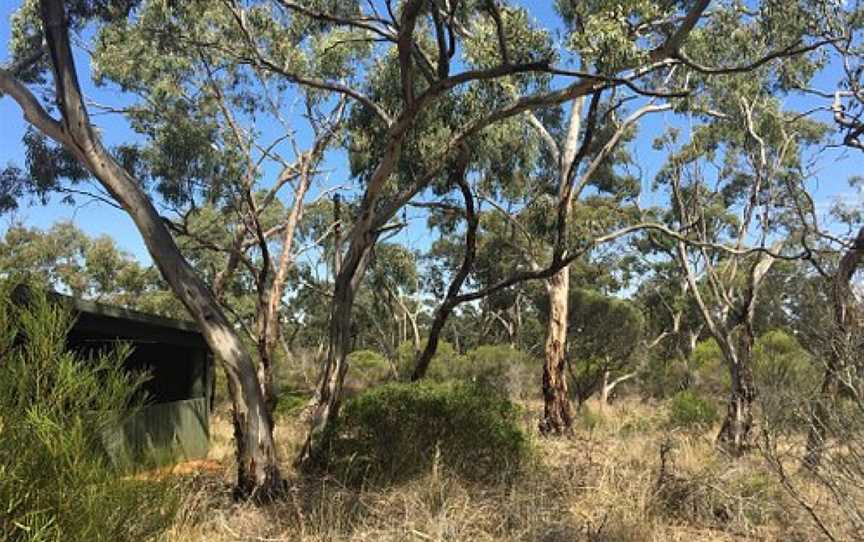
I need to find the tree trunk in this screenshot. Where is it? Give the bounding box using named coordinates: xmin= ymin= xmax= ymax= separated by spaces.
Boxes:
xmin=296 ymin=273 xmax=355 ymax=465
xmin=407 ymin=308 xmax=422 ymax=355
xmin=297 ymin=236 xmax=375 ymax=466
xmin=411 ymin=167 xmax=475 ymax=381
xmin=32 ymin=0 xmax=282 ymax=499
xmin=600 ymin=369 xmax=610 ymax=408
xmin=804 ymin=227 xmax=864 ymax=468
xmin=413 ymin=304 xmax=451 ymax=381
xmin=540 ymin=266 xmax=573 ymax=435
xmin=257 ymin=163 xmax=314 ymax=416
xmin=716 ymin=334 xmax=756 ymax=456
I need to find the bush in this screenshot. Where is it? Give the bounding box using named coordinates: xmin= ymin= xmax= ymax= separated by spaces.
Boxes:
xmin=273 ymin=389 xmax=312 ymax=418
xmin=640 ymin=356 xmax=692 ymax=399
xmin=667 ymin=390 xmax=719 ymax=430
xmin=345 ymin=349 xmax=394 ymax=391
xmin=0 ymin=283 xmax=178 ymax=542
xmin=453 ymin=345 xmax=537 ymax=397
xmin=753 ymin=330 xmax=819 ymax=430
xmin=690 ymin=339 xmax=729 ymax=398
xmin=396 ymin=342 xmax=537 ymax=398
xmin=394 ymin=339 xmax=461 ymax=381
xmin=319 ymin=381 xmax=530 ymax=485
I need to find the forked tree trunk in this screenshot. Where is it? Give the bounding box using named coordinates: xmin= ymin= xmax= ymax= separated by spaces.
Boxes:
xmin=601 ymin=368 xmax=637 ymax=406
xmin=256 ymin=161 xmax=315 ymax=416
xmin=717 ymin=355 xmax=756 ymax=455
xmin=540 ymin=266 xmax=573 ymax=435
xmin=715 ymin=316 xmax=767 ymax=457
xmin=27 ymin=0 xmax=283 ymax=500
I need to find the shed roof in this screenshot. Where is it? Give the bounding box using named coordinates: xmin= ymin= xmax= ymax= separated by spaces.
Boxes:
xmin=67 ymin=296 xmax=208 ymax=349
xmin=14 ymin=285 xmax=208 ymax=349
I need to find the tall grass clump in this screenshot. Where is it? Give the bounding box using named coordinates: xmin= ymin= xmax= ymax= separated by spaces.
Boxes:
xmin=0 ymin=282 xmax=178 ymax=542
xmin=317 ymin=381 xmax=530 ymax=486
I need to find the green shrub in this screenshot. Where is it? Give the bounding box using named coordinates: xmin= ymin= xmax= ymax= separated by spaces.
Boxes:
xmin=345 ymin=349 xmax=394 ymax=391
xmin=753 ymin=330 xmax=819 ymax=430
xmin=274 ymin=389 xmax=312 ymax=418
xmin=453 ymin=345 xmax=537 ymax=397
xmin=667 ymin=390 xmax=719 ymax=430
xmin=0 ymin=283 xmax=178 ymax=542
xmin=396 ymin=342 xmax=537 ymax=398
xmin=319 ymin=381 xmax=530 ymax=485
xmin=640 ymin=357 xmax=692 ymax=399
xmin=394 ymin=339 xmax=461 ymax=381
xmin=690 ymin=339 xmax=729 ymax=398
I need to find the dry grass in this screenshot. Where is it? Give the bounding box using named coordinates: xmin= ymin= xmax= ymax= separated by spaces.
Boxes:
xmin=162 ymin=398 xmax=846 ymax=542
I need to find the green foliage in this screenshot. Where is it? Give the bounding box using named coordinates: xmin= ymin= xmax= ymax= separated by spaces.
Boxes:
xmin=0 ymin=282 xmax=178 ymax=542
xmin=394 ymin=339 xmax=460 ymax=380
xmin=345 ymin=349 xmax=394 ymax=391
xmin=0 ymin=221 xmax=181 ymax=317
xmin=400 ymin=342 xmax=537 ymax=398
xmin=562 ymin=288 xmax=644 ymax=401
xmin=567 ymin=288 xmax=644 ymax=362
xmin=560 ymin=0 xmax=663 ymax=71
xmin=753 ymin=330 xmax=817 ymax=389
xmin=640 ymin=357 xmax=693 ymax=399
xmin=319 ymin=381 xmax=530 ymax=485
xmin=690 ymin=338 xmax=730 ymax=398
xmin=667 ymin=390 xmax=719 ymax=430
xmin=753 ymin=330 xmax=819 ymax=429
xmin=273 ymin=389 xmax=312 ymax=419
xmin=460 ymin=344 xmax=537 ymax=397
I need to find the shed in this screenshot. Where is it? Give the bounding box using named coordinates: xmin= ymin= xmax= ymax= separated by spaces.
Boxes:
xmin=58 ymin=294 xmax=214 ymax=468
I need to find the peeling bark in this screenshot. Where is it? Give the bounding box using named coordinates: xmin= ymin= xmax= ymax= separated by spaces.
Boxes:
xmin=540 ymin=267 xmax=573 ymax=435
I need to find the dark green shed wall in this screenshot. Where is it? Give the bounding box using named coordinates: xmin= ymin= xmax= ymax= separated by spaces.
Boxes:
xmin=63 ymin=298 xmax=214 ymax=468
xmin=102 ymin=398 xmax=210 ymax=467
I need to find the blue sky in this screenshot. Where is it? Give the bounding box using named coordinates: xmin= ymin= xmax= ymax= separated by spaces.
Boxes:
xmin=1 ymin=0 xmax=863 ymax=268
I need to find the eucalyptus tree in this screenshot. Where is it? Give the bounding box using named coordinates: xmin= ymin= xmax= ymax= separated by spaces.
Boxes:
xmin=632 ymin=256 xmax=707 ymax=392
xmin=362 ymin=242 xmax=423 ymax=359
xmin=251 ymin=0 xmax=725 ymax=461
xmin=801 ymin=227 xmax=864 ymax=466
xmin=655 ymin=76 xmax=828 ymax=453
xmin=335 ymin=0 xmax=712 ymax=437
xmin=516 ymin=88 xmax=669 ymax=433
xmin=813 ymin=4 xmax=864 ymax=151
xmin=385 ymin=0 xmax=834 ymax=436
xmin=0 ymin=0 xmax=355 ymax=497
xmin=92 ymin=0 xmax=353 ymax=418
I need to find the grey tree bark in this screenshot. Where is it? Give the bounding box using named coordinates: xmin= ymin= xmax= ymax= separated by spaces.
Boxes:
xmin=804 ymin=227 xmax=864 ymax=467
xmin=0 ymin=0 xmax=283 ymax=499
